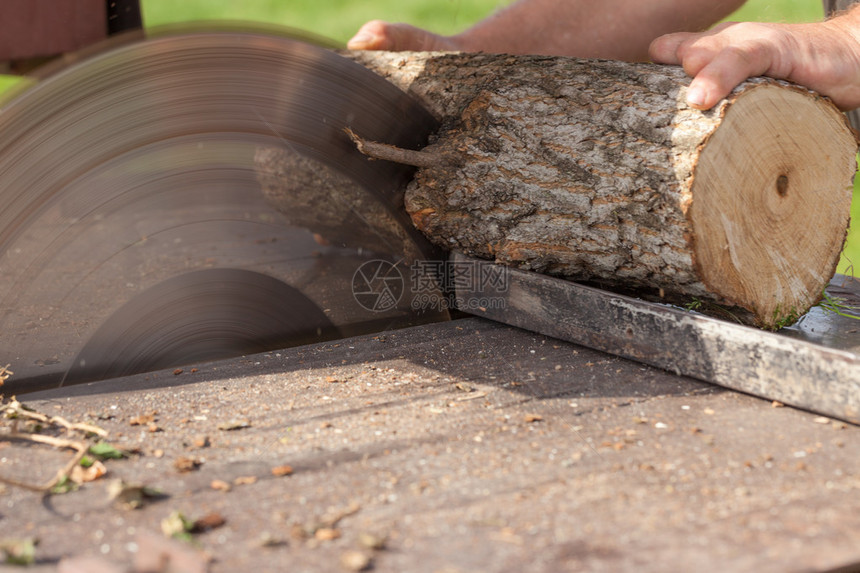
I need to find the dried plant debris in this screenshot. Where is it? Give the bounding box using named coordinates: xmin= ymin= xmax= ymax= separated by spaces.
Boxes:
xmin=162 ymin=510 xmax=227 ymax=542
xmin=173 ymin=456 xmax=203 ymax=473
xmin=89 ymin=442 xmax=126 ymax=460
xmin=129 ymin=411 xmax=158 ymax=426
xmin=2 ymin=398 xmax=107 ymax=437
xmin=0 ymin=398 xmax=127 ymax=491
xmin=0 ymin=433 xmax=89 ymax=492
xmin=108 ymin=479 xmax=167 ymax=510
xmin=0 ymin=364 xmax=12 ymax=387
xmin=0 ymin=537 xmax=37 ymax=566
xmin=162 ymin=511 xmax=197 ymax=542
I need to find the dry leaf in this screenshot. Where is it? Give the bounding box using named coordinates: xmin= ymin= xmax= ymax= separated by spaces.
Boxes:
xmin=70 ymin=460 xmax=106 ymax=484
xmin=0 ymin=537 xmax=37 ymax=566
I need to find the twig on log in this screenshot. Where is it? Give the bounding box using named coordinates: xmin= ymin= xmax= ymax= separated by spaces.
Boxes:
xmin=343 ymin=127 xmax=453 ymax=168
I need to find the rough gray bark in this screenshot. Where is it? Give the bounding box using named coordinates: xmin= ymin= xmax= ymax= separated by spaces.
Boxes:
xmin=349 ymin=52 xmax=857 ymax=328
xmin=254 ymin=146 xmax=425 ymax=261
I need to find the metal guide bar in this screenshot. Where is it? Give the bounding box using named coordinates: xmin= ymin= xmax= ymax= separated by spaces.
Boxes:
xmin=451 ymin=253 xmax=860 ymax=424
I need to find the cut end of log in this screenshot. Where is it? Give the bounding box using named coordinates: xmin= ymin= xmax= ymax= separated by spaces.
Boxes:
xmin=688 ymin=85 xmax=856 ymax=328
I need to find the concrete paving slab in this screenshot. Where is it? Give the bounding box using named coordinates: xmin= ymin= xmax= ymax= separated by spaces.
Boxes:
xmin=1 ymin=318 xmax=859 ymax=572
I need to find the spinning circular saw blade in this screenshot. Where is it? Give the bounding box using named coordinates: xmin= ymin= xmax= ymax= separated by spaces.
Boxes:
xmin=0 ymin=25 xmax=448 ymax=393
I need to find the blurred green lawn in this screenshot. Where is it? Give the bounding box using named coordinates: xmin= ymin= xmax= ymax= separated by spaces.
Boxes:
xmin=2 ymin=0 xmax=858 ymax=274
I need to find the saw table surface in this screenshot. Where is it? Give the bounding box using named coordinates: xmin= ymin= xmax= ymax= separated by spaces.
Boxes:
xmin=2 ymin=317 xmax=860 ymax=572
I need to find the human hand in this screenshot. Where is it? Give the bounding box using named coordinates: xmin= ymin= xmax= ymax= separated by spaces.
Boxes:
xmin=347 ymin=20 xmax=461 ymax=51
xmin=649 ymin=19 xmax=860 ymax=111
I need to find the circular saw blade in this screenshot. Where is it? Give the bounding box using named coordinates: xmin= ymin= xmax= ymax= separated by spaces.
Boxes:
xmin=0 ymin=25 xmax=448 ymax=393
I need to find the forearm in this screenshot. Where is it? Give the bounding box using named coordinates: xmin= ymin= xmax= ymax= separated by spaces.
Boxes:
xmin=453 ymin=0 xmax=747 ymax=61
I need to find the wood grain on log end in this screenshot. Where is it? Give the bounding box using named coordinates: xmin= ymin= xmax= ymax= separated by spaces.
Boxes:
xmin=689 ymin=85 xmax=856 ymax=328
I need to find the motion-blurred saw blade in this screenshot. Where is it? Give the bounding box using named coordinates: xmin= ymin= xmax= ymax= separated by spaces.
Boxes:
xmin=0 ymin=25 xmax=448 ymax=393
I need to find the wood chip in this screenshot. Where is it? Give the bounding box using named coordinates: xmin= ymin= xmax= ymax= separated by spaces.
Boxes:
xmin=314 ymin=528 xmax=341 ymax=541
xmin=234 ymin=476 xmax=257 ymax=486
xmin=173 ymin=457 xmax=201 ymax=473
xmin=524 ymin=414 xmax=543 ymax=423
xmin=456 ymin=391 xmax=488 ymax=401
xmin=210 ymin=480 xmax=231 ymax=492
xmin=218 ymin=419 xmax=251 ymax=431
xmin=129 ymin=412 xmax=157 ymax=426
xmin=340 ymin=550 xmax=372 ymax=571
xmin=192 ymin=512 xmax=226 ymax=532
xmin=271 ymin=465 xmax=294 ymax=477
xmin=191 ymin=436 xmax=211 ymax=449
xmin=358 ymin=532 xmax=386 ymax=550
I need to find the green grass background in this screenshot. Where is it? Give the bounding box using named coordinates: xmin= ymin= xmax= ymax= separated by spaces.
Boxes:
xmin=3 ymin=0 xmax=858 ymax=273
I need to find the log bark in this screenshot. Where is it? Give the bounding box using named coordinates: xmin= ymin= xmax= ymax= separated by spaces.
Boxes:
xmin=349 ymin=51 xmax=858 ymax=328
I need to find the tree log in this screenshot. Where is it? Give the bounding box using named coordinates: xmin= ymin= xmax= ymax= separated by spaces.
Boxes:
xmin=349 ymin=51 xmax=858 ymax=328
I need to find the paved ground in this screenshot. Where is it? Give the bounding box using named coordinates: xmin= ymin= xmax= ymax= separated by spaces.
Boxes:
xmin=2 ymin=317 xmax=860 ymax=572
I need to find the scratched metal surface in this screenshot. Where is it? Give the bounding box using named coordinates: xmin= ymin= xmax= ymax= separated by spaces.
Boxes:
xmin=454 ymin=254 xmax=860 ymax=423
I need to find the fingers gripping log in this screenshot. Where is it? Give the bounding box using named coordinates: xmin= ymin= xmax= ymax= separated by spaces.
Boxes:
xmin=348 ymin=52 xmax=858 ymax=329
